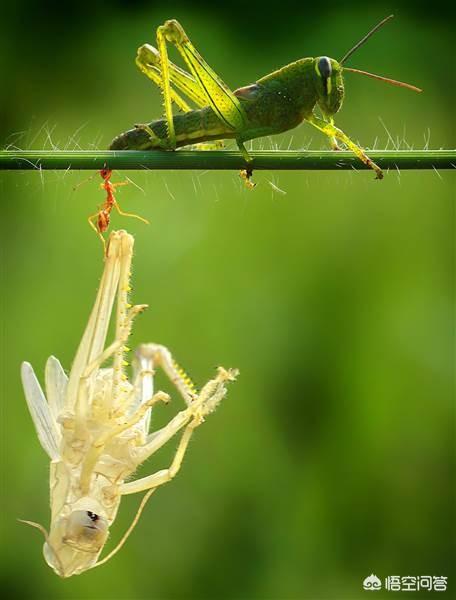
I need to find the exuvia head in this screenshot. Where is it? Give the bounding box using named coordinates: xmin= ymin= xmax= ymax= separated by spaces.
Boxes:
xmin=42 ymin=509 xmax=109 ymax=577
xmin=20 ymin=509 xmax=109 ymax=577
xmin=59 ymin=510 xmax=109 ymax=553
xmin=314 ymin=15 xmax=422 ymax=118
xmin=20 ymin=488 xmax=153 ymax=576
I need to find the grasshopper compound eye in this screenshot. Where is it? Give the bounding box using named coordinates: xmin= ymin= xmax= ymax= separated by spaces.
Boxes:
xmin=41 ymin=509 xmax=110 ymax=576
xmin=64 ymin=510 xmax=109 ymax=551
xmin=317 ymin=56 xmax=332 ymax=79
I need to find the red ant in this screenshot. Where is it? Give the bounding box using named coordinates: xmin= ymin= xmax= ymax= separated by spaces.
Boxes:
xmin=88 ymin=169 xmax=149 ymax=251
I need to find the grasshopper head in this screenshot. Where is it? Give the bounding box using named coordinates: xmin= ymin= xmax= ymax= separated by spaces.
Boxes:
xmin=44 ymin=509 xmax=109 ymax=577
xmin=314 ymin=57 xmax=344 ymax=117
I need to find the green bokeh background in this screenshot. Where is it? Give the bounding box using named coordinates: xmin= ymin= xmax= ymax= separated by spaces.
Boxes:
xmin=1 ymin=1 xmax=454 ymax=599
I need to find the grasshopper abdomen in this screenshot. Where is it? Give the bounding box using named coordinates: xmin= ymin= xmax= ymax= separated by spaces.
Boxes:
xmin=110 ymin=107 xmax=235 ymax=151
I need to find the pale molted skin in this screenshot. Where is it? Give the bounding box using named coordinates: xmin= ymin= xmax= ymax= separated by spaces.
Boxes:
xmin=21 ymin=231 xmax=237 ymax=577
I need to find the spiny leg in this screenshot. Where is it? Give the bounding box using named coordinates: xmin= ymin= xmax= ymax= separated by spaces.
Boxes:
xmin=121 ymin=367 xmax=237 ymax=478
xmin=134 ymin=45 xmax=193 ymax=142
xmin=138 ymin=21 xmax=247 ymax=167
xmin=308 ymin=114 xmax=383 ymax=179
xmin=112 ymin=241 xmax=148 ymax=399
xmin=92 ymin=390 xmax=217 ymax=568
xmin=121 ymin=367 xmax=238 ymax=494
xmin=155 ymin=19 xmax=246 ymax=148
xmin=81 ymin=305 xmax=148 ymax=380
xmin=136 ymin=44 xmax=206 ymax=110
xmin=136 ymin=343 xmax=197 ymax=406
xmin=136 ymin=43 xmax=226 ymax=151
xmin=80 ymin=390 xmax=169 ymax=494
xmin=120 ymin=420 xmax=197 ymax=495
xmin=110 ymin=349 xmax=158 ymax=425
xmin=74 ymin=304 xmax=148 ymax=424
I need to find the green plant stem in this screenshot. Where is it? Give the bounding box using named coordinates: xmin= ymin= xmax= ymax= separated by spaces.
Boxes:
xmin=0 ymin=150 xmax=454 ymax=171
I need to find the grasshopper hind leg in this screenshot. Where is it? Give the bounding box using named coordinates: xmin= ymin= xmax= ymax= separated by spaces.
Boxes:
xmin=153 ymin=20 xmax=247 ymax=153
xmin=136 ymin=20 xmax=253 ymax=184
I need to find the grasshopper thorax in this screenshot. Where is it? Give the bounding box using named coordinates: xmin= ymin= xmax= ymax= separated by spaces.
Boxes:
xmin=313 ymin=56 xmax=344 ymax=118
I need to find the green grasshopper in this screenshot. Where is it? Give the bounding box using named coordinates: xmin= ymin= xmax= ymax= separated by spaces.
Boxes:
xmin=110 ymin=15 xmax=421 ymax=181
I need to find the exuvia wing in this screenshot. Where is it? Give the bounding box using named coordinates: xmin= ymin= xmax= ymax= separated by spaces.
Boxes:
xmin=45 ymin=356 xmax=68 ymax=426
xmin=21 ymin=361 xmax=61 ymax=460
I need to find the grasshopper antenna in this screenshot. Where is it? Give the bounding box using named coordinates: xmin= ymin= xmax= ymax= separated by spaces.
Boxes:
xmin=18 ymin=519 xmax=65 ymax=576
xmin=340 ymin=15 xmax=422 ymax=93
xmin=340 ymin=15 xmax=394 ymax=65
xmin=93 ymin=488 xmax=157 ymax=569
xmin=18 ymin=518 xmax=49 ymax=539
xmin=343 ymin=67 xmax=422 ymax=92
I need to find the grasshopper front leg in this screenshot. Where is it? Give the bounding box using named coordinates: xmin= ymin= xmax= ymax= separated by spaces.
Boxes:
xmin=308 ymin=114 xmax=383 ymax=179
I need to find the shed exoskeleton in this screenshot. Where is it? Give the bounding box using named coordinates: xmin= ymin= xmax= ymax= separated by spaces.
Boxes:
xmin=21 ymin=230 xmax=237 ymax=577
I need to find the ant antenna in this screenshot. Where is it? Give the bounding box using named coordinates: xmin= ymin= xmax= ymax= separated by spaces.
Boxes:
xmin=340 ymin=15 xmax=394 ymax=65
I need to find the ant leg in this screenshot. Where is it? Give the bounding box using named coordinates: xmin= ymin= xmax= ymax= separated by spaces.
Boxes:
xmin=111 ymin=181 xmax=129 ymax=190
xmin=113 ymin=199 xmax=150 ymax=225
xmin=88 ymin=213 xmax=106 ymax=252
xmin=98 ymin=180 xmax=128 ymax=191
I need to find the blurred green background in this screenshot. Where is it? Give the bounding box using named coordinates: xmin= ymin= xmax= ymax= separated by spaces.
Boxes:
xmin=1 ymin=1 xmax=454 ymax=599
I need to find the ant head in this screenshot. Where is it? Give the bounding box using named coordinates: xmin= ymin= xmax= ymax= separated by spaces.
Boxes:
xmin=100 ymin=169 xmax=112 ymax=181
